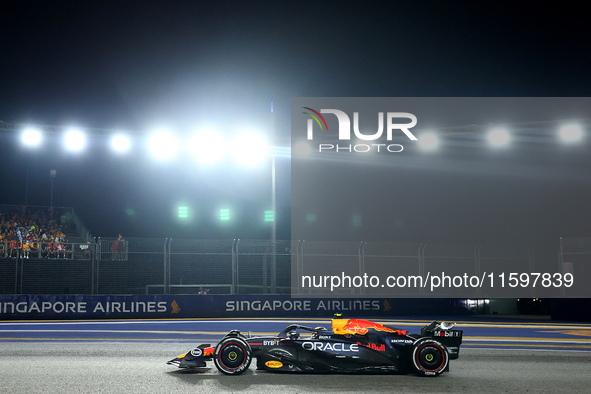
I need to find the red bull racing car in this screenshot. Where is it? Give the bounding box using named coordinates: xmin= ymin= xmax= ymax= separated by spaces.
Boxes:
xmin=167 ymin=317 xmax=463 ymax=376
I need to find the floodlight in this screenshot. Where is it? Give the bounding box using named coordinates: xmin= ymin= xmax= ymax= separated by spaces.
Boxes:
xmin=148 ymin=130 xmax=177 ymax=160
xmin=190 ymin=131 xmax=224 ymax=163
xmin=559 ymin=124 xmax=583 ymax=143
xmin=219 ymin=208 xmax=230 ymax=221
xmin=233 ymin=133 xmax=268 ymax=165
xmin=110 ymin=133 xmax=131 ymax=153
xmin=21 ymin=128 xmax=42 ymax=147
xmin=487 ymin=128 xmax=510 ymax=147
xmin=418 ymin=131 xmax=439 ymax=151
xmin=64 ymin=129 xmax=86 ymax=152
xmin=264 ymin=210 xmax=274 ymax=222
xmin=178 ymin=206 xmax=189 ymax=218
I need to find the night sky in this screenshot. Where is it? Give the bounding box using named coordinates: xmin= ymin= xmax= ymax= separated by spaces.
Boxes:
xmin=1 ymin=1 xmax=590 ymax=245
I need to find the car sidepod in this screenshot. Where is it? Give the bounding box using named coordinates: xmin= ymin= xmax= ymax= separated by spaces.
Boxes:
xmin=249 ymin=335 xmax=403 ymax=373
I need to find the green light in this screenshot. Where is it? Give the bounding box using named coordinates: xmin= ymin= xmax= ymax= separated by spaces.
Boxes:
xmin=264 ymin=210 xmax=274 ymax=222
xmin=125 ymin=209 xmax=135 ymax=216
xmin=306 ymin=214 xmax=316 ymax=222
xmin=178 ymin=206 xmax=189 ymax=218
xmin=220 ymin=209 xmax=230 ymax=221
xmin=352 ymin=215 xmax=362 ymax=227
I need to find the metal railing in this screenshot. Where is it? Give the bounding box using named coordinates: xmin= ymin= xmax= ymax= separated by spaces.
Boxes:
xmin=0 ymin=241 xmax=93 ymax=260
xmin=0 ymin=237 xmax=562 ymax=296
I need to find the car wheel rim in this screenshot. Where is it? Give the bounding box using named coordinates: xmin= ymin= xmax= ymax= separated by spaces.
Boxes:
xmin=417 ymin=344 xmax=444 ymax=371
xmin=220 ymin=343 xmax=246 ymax=369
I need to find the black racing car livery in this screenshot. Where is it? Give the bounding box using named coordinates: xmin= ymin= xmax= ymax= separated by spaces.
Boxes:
xmin=167 ymin=317 xmax=463 ymax=376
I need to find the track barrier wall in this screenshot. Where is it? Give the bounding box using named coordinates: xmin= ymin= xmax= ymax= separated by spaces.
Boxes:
xmin=0 ymin=294 xmax=471 ymax=320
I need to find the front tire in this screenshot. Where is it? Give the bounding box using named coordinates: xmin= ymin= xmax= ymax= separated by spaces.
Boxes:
xmin=411 ymin=338 xmax=449 ymax=376
xmin=213 ymin=336 xmax=252 ymax=375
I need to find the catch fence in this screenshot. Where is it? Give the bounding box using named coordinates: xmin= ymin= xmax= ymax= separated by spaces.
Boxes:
xmin=0 ymin=237 xmax=566 ymax=296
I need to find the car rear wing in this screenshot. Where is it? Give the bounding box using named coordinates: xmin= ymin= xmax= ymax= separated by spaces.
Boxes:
xmin=421 ymin=321 xmax=463 ymax=360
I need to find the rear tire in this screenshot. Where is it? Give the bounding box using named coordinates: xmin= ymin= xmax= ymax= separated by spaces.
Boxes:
xmin=411 ymin=338 xmax=449 ymax=376
xmin=213 ymin=336 xmax=252 ymax=375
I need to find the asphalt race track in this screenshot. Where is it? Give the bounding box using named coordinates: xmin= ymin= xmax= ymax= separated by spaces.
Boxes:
xmin=1 ymin=318 xmax=591 ymax=393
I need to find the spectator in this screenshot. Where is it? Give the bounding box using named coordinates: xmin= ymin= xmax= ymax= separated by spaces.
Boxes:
xmin=43 ymin=241 xmax=51 ymax=259
xmin=30 ymin=238 xmax=40 ymax=258
xmin=53 ymin=236 xmax=63 ymax=259
xmin=48 ymin=240 xmax=57 ymax=259
xmin=111 ymin=238 xmax=119 ymax=260
xmin=0 ymin=207 xmax=81 ymax=260
xmin=111 ymin=234 xmax=125 ymax=261
xmin=0 ymin=231 xmax=5 ymax=258
xmin=22 ymin=239 xmax=30 ymax=259
xmin=8 ymin=237 xmax=17 ymax=258
xmin=16 ymin=240 xmax=23 ymax=259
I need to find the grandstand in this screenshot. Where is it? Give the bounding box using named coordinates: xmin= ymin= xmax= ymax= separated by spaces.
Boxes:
xmin=0 ymin=204 xmax=292 ymax=296
xmin=0 ymin=204 xmax=92 ymax=292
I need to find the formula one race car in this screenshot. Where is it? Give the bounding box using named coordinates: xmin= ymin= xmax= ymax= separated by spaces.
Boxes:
xmin=167 ymin=317 xmax=463 ymax=376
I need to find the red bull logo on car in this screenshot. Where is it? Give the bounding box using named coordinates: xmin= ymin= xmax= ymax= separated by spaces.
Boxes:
xmin=357 ymin=342 xmax=386 ymax=352
xmin=332 ymin=319 xmax=407 ymax=336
